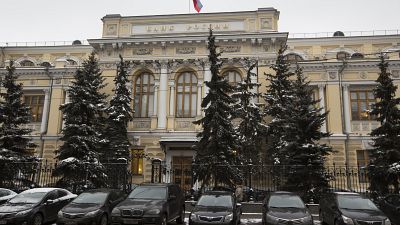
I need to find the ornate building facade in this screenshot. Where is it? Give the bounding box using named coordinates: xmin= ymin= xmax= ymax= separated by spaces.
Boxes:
xmin=1 ymin=8 xmax=400 ymax=186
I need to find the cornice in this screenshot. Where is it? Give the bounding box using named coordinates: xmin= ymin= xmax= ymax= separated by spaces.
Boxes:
xmin=0 ymin=67 xmax=77 ymax=77
xmin=287 ymin=34 xmax=400 ymax=45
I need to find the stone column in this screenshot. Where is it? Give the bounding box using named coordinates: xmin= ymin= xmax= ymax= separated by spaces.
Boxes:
xmin=318 ymin=84 xmax=327 ymax=133
xmin=203 ymin=62 xmax=211 ymax=96
xmin=342 ymin=84 xmax=351 ymax=134
xmin=158 ymin=62 xmax=168 ymax=129
xmin=40 ymin=89 xmax=51 ymax=134
xmin=169 ymin=81 xmax=175 ymax=116
xmin=250 ymin=65 xmax=258 ymax=102
xmin=153 ymin=81 xmax=159 ymax=117
xmin=197 ymin=82 xmax=202 ymax=116
xmin=62 ymin=90 xmax=69 ymax=130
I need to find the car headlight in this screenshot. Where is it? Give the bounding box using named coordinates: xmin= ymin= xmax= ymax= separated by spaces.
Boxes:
xmin=146 ymin=208 xmax=161 ymax=215
xmin=58 ymin=211 xmax=64 ymax=218
xmin=225 ymin=213 xmax=234 ymax=222
xmin=266 ymin=213 xmax=279 ymax=225
xmin=299 ymin=215 xmax=313 ymax=224
xmin=85 ymin=209 xmax=101 ymax=217
xmin=190 ymin=213 xmax=198 ymax=221
xmin=384 ymin=219 xmax=391 ymax=225
xmin=15 ymin=209 xmax=31 ymax=217
xmin=111 ymin=208 xmax=121 ymax=216
xmin=342 ymin=215 xmax=354 ymax=225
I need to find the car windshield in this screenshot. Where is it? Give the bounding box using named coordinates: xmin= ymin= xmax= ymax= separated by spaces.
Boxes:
xmin=337 ymin=195 xmax=379 ymax=210
xmin=0 ymin=190 xmax=11 ymax=197
xmin=9 ymin=192 xmax=47 ymax=204
xmin=268 ymin=195 xmax=305 ymax=208
xmin=197 ymin=195 xmax=233 ymax=208
xmin=72 ymin=192 xmax=108 ymax=204
xmin=128 ymin=187 xmax=166 ymax=200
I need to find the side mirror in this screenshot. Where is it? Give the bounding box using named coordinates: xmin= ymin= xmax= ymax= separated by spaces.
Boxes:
xmin=236 ymin=203 xmax=242 ymax=208
xmin=45 ymin=199 xmax=54 ymax=205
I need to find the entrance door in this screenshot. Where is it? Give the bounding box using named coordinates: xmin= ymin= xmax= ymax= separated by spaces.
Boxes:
xmin=172 ymin=157 xmax=192 ymax=193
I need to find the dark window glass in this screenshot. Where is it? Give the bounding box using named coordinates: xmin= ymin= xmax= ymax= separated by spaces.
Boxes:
xmin=350 ymin=90 xmax=376 ymax=121
xmin=197 ymin=195 xmax=233 ymax=208
xmin=176 ymin=72 xmax=197 ymax=118
xmin=24 ymin=95 xmax=45 ymax=122
xmin=72 ymin=192 xmax=108 ymax=204
xmin=0 ymin=190 xmax=10 ymax=197
xmin=134 ymin=73 xmax=155 ymax=117
xmin=128 ymin=187 xmax=167 ymax=200
xmin=10 ymin=191 xmax=47 ymax=204
xmin=337 ymin=195 xmax=379 ymax=210
xmin=268 ymin=195 xmax=305 ymax=208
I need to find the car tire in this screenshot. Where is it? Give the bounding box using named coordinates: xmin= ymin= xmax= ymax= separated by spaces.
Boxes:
xmin=31 ymin=213 xmax=43 ymax=225
xmin=176 ymin=206 xmax=185 ymax=224
xmin=100 ymin=214 xmax=108 ymax=225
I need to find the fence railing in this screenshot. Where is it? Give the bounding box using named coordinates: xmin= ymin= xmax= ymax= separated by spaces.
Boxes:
xmin=0 ymin=161 xmax=391 ymax=201
xmin=0 ymin=40 xmax=89 ymax=47
xmin=289 ymin=29 xmax=400 ymax=39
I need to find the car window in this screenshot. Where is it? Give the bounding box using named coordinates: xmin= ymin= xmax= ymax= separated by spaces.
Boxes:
xmin=45 ymin=191 xmax=58 ymax=201
xmin=57 ymin=190 xmax=68 ymax=198
xmin=0 ymin=190 xmax=10 ymax=197
xmin=197 ymin=195 xmax=233 ymax=208
xmin=386 ymin=195 xmax=400 ymax=205
xmin=128 ymin=186 xmax=167 ymax=200
xmin=337 ymin=195 xmax=379 ymax=210
xmin=268 ymin=195 xmax=305 ymax=208
xmin=9 ymin=191 xmax=48 ymax=204
xmin=72 ymin=192 xmax=108 ymax=204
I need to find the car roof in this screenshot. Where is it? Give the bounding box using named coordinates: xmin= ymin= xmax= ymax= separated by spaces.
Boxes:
xmin=271 ymin=191 xmax=297 ymax=195
xmin=203 ymin=191 xmax=233 ymax=196
xmin=334 ymin=192 xmax=360 ymax=196
xmin=83 ymin=189 xmax=118 ymax=193
xmin=139 ymin=183 xmax=173 ymax=187
xmin=0 ymin=188 xmax=16 ymax=194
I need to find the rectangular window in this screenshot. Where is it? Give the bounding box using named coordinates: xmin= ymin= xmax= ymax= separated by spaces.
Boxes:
xmin=350 ymin=90 xmax=375 ymax=121
xmin=357 ymin=150 xmax=371 ymax=183
xmin=24 ymin=95 xmax=45 ymax=122
xmin=131 ymin=149 xmax=144 ymax=175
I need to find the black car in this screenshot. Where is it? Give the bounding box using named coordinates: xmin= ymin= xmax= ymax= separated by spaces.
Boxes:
xmin=0 ymin=188 xmax=76 ymax=225
xmin=189 ymin=191 xmax=241 ymax=225
xmin=57 ymin=189 xmax=126 ymax=225
xmin=111 ymin=183 xmax=185 ymax=225
xmin=0 ymin=189 xmax=17 ymax=205
xmin=262 ymin=191 xmax=313 ymax=225
xmin=319 ymin=192 xmax=391 ymax=225
xmin=377 ymin=194 xmax=400 ymax=225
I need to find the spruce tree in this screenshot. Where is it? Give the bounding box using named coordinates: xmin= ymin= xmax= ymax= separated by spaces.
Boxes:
xmin=231 ymin=60 xmax=265 ymax=165
xmin=104 ymin=55 xmax=133 ymax=162
xmin=0 ymin=61 xmax=37 ymax=184
xmin=54 ymin=52 xmax=108 ymax=190
xmin=369 ymin=54 xmax=400 ymax=195
xmin=282 ymin=66 xmax=332 ymax=201
xmin=193 ymin=29 xmax=242 ymax=189
xmin=264 ymin=46 xmax=296 ymax=166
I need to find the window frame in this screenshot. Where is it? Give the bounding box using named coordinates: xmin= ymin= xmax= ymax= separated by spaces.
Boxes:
xmin=24 ymin=94 xmax=45 ymax=123
xmin=134 ymin=73 xmax=155 ymax=118
xmin=222 ymin=70 xmax=242 ymax=87
xmin=350 ymin=90 xmax=376 ymax=121
xmin=175 ymin=71 xmax=198 ymax=118
xmin=131 ymin=149 xmax=144 ymax=176
xmin=284 ymin=53 xmax=304 ymax=63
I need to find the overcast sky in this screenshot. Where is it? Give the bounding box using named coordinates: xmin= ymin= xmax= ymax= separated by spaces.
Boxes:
xmin=1 ymin=0 xmax=399 ymax=43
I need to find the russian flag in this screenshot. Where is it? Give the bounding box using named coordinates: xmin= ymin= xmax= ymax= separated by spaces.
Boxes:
xmin=193 ymin=0 xmax=203 ymax=13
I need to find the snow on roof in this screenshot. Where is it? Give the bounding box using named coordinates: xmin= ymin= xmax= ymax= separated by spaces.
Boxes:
xmin=335 ymin=192 xmax=360 ymax=195
xmin=21 ymin=188 xmax=58 ymax=194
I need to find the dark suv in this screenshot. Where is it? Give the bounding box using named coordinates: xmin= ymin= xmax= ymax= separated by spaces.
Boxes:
xmin=111 ymin=183 xmax=185 ymax=225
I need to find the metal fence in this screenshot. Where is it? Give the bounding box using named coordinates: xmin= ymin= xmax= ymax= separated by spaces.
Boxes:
xmin=0 ymin=160 xmax=387 ymax=200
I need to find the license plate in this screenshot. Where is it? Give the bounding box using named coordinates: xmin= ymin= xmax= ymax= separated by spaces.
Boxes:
xmin=123 ymin=219 xmax=139 ymax=224
xmin=0 ymin=220 xmax=6 ymax=225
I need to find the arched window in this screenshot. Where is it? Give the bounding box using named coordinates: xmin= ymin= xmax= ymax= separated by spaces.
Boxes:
xmin=351 ymin=53 xmax=364 ymax=59
xmin=176 ymin=71 xmax=197 ymax=118
xmin=20 ymin=60 xmax=35 ymax=67
xmin=223 ymin=70 xmax=242 ymax=86
xmin=66 ymin=59 xmax=77 ymax=66
xmin=134 ymin=73 xmax=155 ymax=117
xmin=284 ymin=53 xmax=304 ymax=62
xmin=40 ymin=62 xmax=52 ymax=67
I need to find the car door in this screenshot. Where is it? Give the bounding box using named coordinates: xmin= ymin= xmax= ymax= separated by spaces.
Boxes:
xmin=324 ymin=194 xmax=337 ymax=225
xmin=42 ymin=191 xmax=58 ymax=222
xmin=167 ymin=186 xmax=179 ymax=220
xmin=54 ymin=190 xmax=71 ymax=212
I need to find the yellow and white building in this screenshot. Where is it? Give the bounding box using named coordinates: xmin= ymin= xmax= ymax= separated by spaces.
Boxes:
xmin=1 ymin=8 xmax=400 ymax=186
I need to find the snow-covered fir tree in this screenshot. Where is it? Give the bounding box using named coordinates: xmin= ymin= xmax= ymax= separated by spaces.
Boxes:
xmin=103 ymin=55 xmax=133 ymax=162
xmin=54 ymin=52 xmax=108 ymax=189
xmin=369 ymin=54 xmax=400 ymax=195
xmin=0 ymin=61 xmax=37 ymax=184
xmin=231 ymin=60 xmax=265 ymax=165
xmin=282 ymin=66 xmax=332 ymax=201
xmin=264 ymin=46 xmax=296 ymax=166
xmin=193 ymin=29 xmax=242 ymax=189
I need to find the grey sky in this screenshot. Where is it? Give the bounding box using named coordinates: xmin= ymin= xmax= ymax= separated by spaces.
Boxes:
xmin=1 ymin=0 xmax=399 ymax=43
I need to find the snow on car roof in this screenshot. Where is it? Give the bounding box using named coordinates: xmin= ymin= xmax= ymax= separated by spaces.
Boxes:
xmin=335 ymin=192 xmax=360 ymax=195
xmin=21 ymin=188 xmax=59 ymax=193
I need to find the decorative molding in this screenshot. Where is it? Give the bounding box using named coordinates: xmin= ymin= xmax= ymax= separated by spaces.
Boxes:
xmin=220 ymin=46 xmax=241 ymax=53
xmin=359 ymin=71 xmax=368 ymax=79
xmin=106 ymin=24 xmax=118 ymax=36
xmin=392 ymin=69 xmax=400 ymax=78
xmin=176 ymin=47 xmax=196 ymax=54
xmin=260 ymin=18 xmax=273 ymax=30
xmin=133 ymin=48 xmax=153 ymax=55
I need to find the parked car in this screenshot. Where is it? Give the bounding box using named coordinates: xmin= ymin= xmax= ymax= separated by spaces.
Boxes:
xmin=189 ymin=191 xmax=241 ymax=225
xmin=0 ymin=188 xmax=76 ymax=225
xmin=111 ymin=183 xmax=185 ymax=225
xmin=377 ymin=194 xmax=400 ymax=225
xmin=57 ymin=189 xmax=126 ymax=225
xmin=0 ymin=189 xmax=17 ymax=205
xmin=262 ymin=191 xmax=313 ymax=225
xmin=319 ymin=192 xmax=391 ymax=225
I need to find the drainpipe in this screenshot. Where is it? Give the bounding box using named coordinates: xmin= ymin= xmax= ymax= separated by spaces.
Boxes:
xmin=39 ymin=66 xmax=54 ymax=158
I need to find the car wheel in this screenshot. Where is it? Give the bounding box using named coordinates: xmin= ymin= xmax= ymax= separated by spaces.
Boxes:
xmin=176 ymin=206 xmax=185 ymax=224
xmin=100 ymin=214 xmax=108 ymax=225
xmin=31 ymin=213 xmax=43 ymax=225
